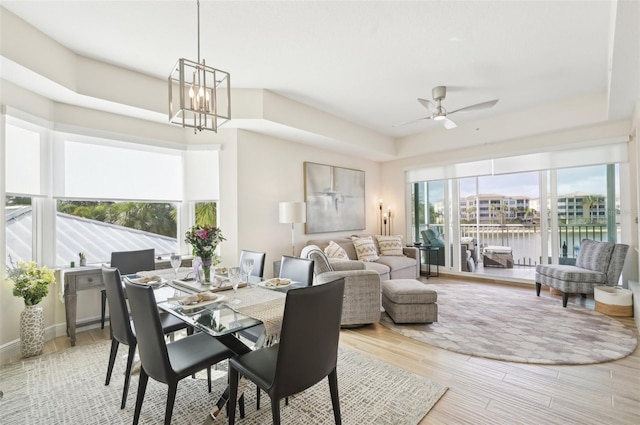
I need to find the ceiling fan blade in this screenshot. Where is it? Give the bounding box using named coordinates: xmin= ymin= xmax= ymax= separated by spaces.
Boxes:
xmin=449 ymin=99 xmax=499 ymax=115
xmin=392 ymin=116 xmax=432 ymax=127
xmin=417 ymin=98 xmax=438 ymax=113
xmin=442 ymin=117 xmax=457 ymax=130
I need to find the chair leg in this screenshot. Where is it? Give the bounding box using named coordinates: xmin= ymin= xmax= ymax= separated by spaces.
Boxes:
xmin=164 ymin=382 xmax=178 ymax=425
xmin=256 ymin=385 xmax=261 ymax=409
xmin=239 ymin=393 xmax=245 ymax=419
xmin=228 ymin=367 xmax=239 ymax=425
xmin=535 ymin=282 xmax=541 ymax=296
xmin=101 ymin=289 xmax=107 ymax=329
xmin=328 ymin=368 xmax=342 ymax=425
xmin=207 ymin=366 xmax=212 ymax=393
xmin=121 ymin=343 xmax=137 ymax=409
xmin=105 ymin=339 xmax=119 ymax=385
xmin=562 ymin=292 xmax=569 ymax=307
xmin=270 ymin=397 xmax=281 ymax=425
xmin=133 ymin=368 xmax=149 ymax=425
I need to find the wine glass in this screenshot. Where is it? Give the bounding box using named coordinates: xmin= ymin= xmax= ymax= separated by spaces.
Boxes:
xmin=228 ymin=267 xmax=241 ymax=304
xmin=169 ymin=253 xmax=181 ymax=279
xmin=242 ymin=258 xmax=255 ymax=286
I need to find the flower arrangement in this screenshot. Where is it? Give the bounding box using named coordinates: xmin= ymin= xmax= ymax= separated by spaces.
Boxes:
xmin=185 ymin=225 xmax=225 ymax=283
xmin=7 ymin=259 xmax=56 ymax=306
xmin=184 ymin=225 xmax=225 ymax=260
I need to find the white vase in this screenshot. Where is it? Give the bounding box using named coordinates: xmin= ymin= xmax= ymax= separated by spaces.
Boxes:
xmin=20 ymin=304 xmax=45 ymax=358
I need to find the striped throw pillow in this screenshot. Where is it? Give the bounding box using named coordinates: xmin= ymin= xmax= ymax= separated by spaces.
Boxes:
xmin=351 ymin=236 xmax=379 ymax=262
xmin=375 ymin=235 xmax=404 ymax=256
xmin=324 ymin=240 xmax=349 ymax=260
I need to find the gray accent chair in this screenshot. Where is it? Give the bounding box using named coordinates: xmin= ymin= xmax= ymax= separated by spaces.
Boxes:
xmin=535 ymin=239 xmax=629 ymax=307
xmin=301 ymin=245 xmax=381 ymax=326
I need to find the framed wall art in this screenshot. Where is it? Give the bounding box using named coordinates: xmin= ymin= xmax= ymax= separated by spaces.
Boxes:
xmin=304 ymin=162 xmax=365 ymax=234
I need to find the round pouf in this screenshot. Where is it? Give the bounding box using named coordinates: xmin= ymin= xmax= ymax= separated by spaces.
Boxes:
xmin=20 ymin=305 xmax=45 ymax=358
xmin=594 ymin=286 xmax=633 ymax=317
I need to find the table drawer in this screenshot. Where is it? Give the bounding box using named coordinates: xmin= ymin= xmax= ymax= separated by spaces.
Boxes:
xmin=73 ymin=274 xmax=104 ymax=289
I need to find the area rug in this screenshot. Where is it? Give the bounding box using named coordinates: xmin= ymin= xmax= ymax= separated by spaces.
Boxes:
xmin=0 ymin=340 xmax=446 ymax=424
xmin=381 ymin=282 xmax=638 ymax=365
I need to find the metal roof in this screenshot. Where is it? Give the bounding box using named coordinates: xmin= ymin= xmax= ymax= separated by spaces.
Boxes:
xmin=6 ymin=207 xmax=177 ymax=267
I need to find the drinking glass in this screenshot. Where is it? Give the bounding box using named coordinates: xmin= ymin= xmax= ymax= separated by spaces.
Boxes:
xmin=228 ymin=267 xmax=242 ymax=304
xmin=242 ymin=258 xmax=255 ymax=286
xmin=169 ymin=253 xmax=181 ymax=279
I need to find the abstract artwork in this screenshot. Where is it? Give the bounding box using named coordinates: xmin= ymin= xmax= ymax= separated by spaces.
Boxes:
xmin=304 ymin=162 xmax=365 ymax=234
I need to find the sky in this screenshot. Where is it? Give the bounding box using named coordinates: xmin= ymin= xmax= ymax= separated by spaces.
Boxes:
xmin=431 ymin=164 xmax=619 ymax=201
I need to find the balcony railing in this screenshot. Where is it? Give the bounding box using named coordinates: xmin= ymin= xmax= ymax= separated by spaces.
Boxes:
xmin=419 ymin=223 xmax=610 ymax=267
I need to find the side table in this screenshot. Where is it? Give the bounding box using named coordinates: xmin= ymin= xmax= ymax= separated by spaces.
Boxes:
xmin=413 ymin=245 xmax=440 ymax=278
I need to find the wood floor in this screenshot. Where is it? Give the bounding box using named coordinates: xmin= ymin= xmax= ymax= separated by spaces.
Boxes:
xmin=12 ymin=277 xmax=640 ymax=425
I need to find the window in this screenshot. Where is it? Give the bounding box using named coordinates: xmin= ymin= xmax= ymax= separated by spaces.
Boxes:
xmin=5 ymin=196 xmax=33 ymax=264
xmin=55 ymin=200 xmax=178 ymax=266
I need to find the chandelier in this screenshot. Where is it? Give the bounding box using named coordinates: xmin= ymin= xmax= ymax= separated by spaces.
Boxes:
xmin=168 ymin=0 xmax=230 ymax=133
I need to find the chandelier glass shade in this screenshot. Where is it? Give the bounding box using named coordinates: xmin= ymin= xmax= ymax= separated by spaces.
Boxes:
xmin=168 ymin=1 xmax=230 ymax=133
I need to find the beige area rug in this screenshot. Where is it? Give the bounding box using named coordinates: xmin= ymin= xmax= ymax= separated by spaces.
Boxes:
xmin=381 ymin=282 xmax=638 ymax=365
xmin=0 ymin=340 xmax=446 ymax=424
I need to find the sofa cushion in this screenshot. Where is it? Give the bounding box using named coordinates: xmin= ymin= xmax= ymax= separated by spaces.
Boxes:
xmin=351 ymin=236 xmax=379 ymax=262
xmin=362 ymin=261 xmax=390 ymax=276
xmin=575 ymin=239 xmax=615 ymax=273
xmin=375 ymin=255 xmax=415 ymax=272
xmin=324 ymin=240 xmax=349 ymax=260
xmin=375 ymin=235 xmax=404 ymax=256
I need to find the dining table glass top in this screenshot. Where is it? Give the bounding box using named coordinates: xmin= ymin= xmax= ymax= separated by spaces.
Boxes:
xmin=141 ymin=267 xmax=290 ymax=341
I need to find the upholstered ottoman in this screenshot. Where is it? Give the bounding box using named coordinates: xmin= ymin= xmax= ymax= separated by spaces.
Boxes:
xmin=381 ymin=279 xmax=438 ymax=324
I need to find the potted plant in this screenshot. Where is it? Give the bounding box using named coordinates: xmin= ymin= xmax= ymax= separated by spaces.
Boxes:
xmin=184 ymin=225 xmax=225 ymax=283
xmin=7 ymin=259 xmax=56 ymax=357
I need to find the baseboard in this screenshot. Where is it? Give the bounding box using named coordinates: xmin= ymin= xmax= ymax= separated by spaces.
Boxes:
xmin=0 ymin=317 xmax=104 ymax=364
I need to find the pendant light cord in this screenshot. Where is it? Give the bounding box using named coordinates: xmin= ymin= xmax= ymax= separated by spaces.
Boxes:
xmin=196 ymin=0 xmax=201 ymax=64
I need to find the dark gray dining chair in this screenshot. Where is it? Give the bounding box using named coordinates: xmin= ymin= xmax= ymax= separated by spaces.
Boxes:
xmin=124 ymin=278 xmax=239 ymax=425
xmin=238 ymin=255 xmax=315 ymax=409
xmin=238 ymin=255 xmax=313 ymax=346
xmin=101 ymin=248 xmax=155 ymax=329
xmin=102 ymin=266 xmax=191 ymax=410
xmin=228 ymin=278 xmax=345 ymax=425
xmin=239 ymin=249 xmax=266 ymax=279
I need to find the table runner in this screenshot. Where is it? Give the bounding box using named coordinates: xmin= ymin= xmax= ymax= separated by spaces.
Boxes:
xmin=235 ymin=297 xmax=285 ymax=346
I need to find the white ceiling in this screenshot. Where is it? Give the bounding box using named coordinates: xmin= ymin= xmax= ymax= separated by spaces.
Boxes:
xmin=1 ymin=0 xmax=638 ymax=140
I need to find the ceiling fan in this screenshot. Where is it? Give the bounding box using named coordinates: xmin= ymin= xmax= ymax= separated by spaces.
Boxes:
xmin=394 ymin=86 xmax=499 ymax=130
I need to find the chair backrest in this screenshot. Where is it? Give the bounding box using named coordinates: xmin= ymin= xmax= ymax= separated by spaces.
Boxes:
xmin=102 ymin=267 xmax=135 ymax=346
xmin=279 ymin=255 xmax=314 ymax=286
xmin=273 ymin=278 xmax=345 ymax=398
xmin=110 ymin=248 xmax=155 ymax=275
xmin=124 ymin=279 xmax=173 ymax=384
xmin=239 ymin=250 xmax=266 ymax=278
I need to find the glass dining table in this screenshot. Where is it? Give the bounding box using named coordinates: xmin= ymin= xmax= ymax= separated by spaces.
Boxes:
xmin=140 ymin=268 xmax=297 ymax=420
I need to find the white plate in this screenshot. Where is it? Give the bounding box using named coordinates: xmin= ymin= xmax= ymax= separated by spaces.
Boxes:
xmin=127 ymin=276 xmax=167 ymax=288
xmin=170 ymin=294 xmax=226 ymax=310
xmin=259 ymin=278 xmax=293 ymax=288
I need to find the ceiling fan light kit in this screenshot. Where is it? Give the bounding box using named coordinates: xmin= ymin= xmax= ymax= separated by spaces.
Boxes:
xmin=395 ymin=85 xmax=499 ymax=130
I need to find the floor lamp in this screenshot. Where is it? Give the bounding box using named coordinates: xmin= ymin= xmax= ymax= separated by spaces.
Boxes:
xmin=279 ymin=202 xmax=306 ymax=256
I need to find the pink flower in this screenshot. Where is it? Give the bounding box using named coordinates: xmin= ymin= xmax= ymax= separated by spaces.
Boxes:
xmin=195 ymin=229 xmax=208 ymax=239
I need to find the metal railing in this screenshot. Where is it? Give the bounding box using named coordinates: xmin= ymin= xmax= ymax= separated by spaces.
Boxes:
xmin=418 ymin=223 xmax=610 ymax=267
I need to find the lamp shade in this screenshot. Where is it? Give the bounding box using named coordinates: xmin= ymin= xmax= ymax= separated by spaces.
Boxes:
xmin=279 ymin=202 xmax=306 ymax=224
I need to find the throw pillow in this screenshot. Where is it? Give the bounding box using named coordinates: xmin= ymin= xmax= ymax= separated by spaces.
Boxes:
xmin=375 ymin=235 xmax=404 ymax=256
xmin=324 ymin=240 xmax=349 ymax=260
xmin=351 ymin=236 xmax=379 ymax=262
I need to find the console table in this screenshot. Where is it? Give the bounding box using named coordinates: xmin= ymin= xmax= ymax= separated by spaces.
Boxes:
xmin=63 ymin=267 xmax=104 ymax=346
